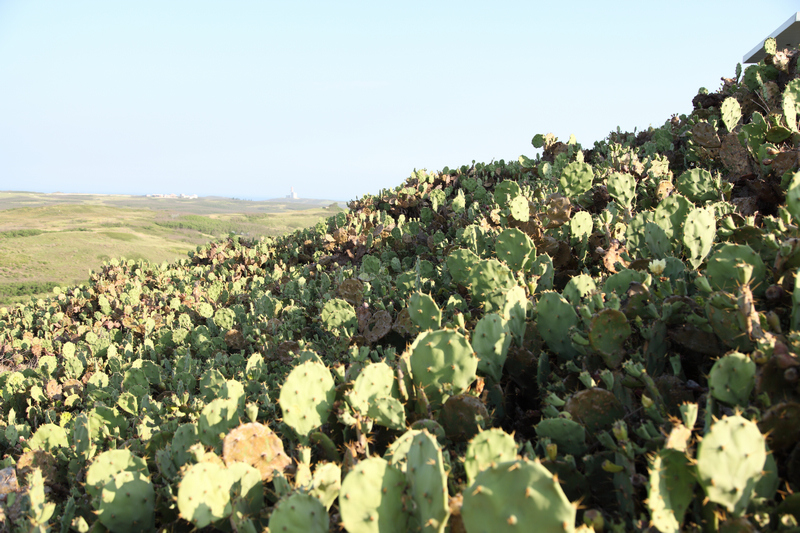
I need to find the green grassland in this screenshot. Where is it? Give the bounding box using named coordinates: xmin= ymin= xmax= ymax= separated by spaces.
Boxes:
xmin=0 ymin=192 xmax=341 ymax=304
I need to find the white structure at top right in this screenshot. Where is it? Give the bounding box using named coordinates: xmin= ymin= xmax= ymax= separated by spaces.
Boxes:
xmin=744 ymin=12 xmax=800 ymax=64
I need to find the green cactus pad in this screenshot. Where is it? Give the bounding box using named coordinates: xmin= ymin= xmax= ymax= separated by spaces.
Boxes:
xmin=310 ymin=462 xmax=341 ymax=510
xmin=320 ymin=298 xmax=358 ymax=337
xmin=347 ymin=361 xmax=400 ymax=416
xmin=269 ymin=492 xmax=329 ymax=533
xmin=647 ymin=449 xmax=695 ymax=533
xmin=409 ymin=329 xmax=478 ymax=410
xmin=95 ymin=470 xmax=155 ymax=533
xmin=683 ymin=206 xmax=715 ymax=269
xmin=466 ymin=259 xmax=517 ymax=312
xmin=464 ymin=428 xmax=518 ymax=486
xmin=536 ymin=292 xmax=579 ymax=361
xmin=177 ymin=462 xmax=233 ymax=528
xmin=85 ymin=449 xmax=149 ymax=502
xmin=495 ymin=228 xmax=536 ymax=272
xmin=535 ymin=417 xmax=587 ymax=457
xmin=708 ymin=352 xmax=756 ymax=407
xmin=461 ymin=459 xmax=576 ymax=533
xmin=559 ymin=161 xmax=594 ymax=199
xmin=222 ymin=422 xmax=291 ymax=482
xmin=676 ymin=168 xmax=719 ymax=203
xmin=447 ymin=248 xmax=479 ymax=286
xmin=406 ymin=431 xmax=450 ymax=533
xmin=562 ymin=274 xmax=596 ymax=305
xmin=339 ymin=457 xmax=409 ymax=533
xmin=171 ymin=423 xmax=200 ymax=468
xmin=367 ymin=396 xmax=407 ymax=430
xmin=28 ymin=423 xmax=68 ymax=452
xmin=588 ymin=309 xmax=631 ymax=369
xmin=384 ymin=429 xmax=422 ymax=472
xmin=696 ymin=414 xmax=766 ymax=516
xmin=409 ymin=292 xmax=442 ymax=331
xmin=706 ymin=244 xmax=767 ymax=297
xmin=607 ymin=172 xmax=636 ymax=209
xmin=279 ymin=360 xmax=336 ymax=436
xmin=472 ymin=313 xmax=511 ymax=384
xmin=198 ymin=397 xmax=242 ymax=448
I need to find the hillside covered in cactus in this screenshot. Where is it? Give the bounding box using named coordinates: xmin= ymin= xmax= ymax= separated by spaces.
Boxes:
xmin=3 ymin=38 xmax=800 ymax=532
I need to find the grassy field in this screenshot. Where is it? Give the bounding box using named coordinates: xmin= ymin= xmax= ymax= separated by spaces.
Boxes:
xmin=0 ymin=192 xmax=342 ymax=304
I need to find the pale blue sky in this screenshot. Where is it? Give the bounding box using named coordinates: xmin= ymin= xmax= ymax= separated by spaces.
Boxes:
xmin=0 ymin=1 xmax=795 ymax=201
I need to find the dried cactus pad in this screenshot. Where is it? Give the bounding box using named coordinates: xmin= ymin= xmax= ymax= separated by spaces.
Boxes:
xmin=222 ymin=422 xmax=291 ymax=482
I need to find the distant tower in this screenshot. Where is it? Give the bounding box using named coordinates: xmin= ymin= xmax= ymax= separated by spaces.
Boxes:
xmin=291 ymin=187 xmax=298 ymax=199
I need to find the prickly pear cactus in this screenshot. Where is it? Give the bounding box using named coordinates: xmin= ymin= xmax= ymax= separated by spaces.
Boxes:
xmin=461 ymin=458 xmax=576 ymax=533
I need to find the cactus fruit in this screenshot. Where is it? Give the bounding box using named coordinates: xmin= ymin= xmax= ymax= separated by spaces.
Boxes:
xmin=409 ymin=329 xmax=478 ymax=410
xmin=177 ymin=462 xmax=233 ymax=528
xmin=269 ymin=492 xmax=329 ymax=533
xmin=472 ymin=313 xmax=511 ymax=384
xmin=279 ymin=360 xmax=336 ymax=436
xmin=409 ymin=292 xmax=442 ymax=331
xmin=339 ymin=457 xmax=409 ymax=533
xmin=463 ymin=428 xmax=518 ymax=486
xmin=461 ymin=458 xmax=576 ymax=533
xmin=647 ymin=449 xmax=695 ymax=533
xmin=222 ymin=422 xmax=291 ymax=482
xmin=536 ymin=292 xmax=580 ymax=361
xmin=708 ymin=352 xmax=756 ymax=407
xmin=696 ymin=414 xmax=766 ymax=516
xmin=495 ymin=228 xmax=536 ymax=272
xmin=405 ymin=431 xmax=450 ymax=533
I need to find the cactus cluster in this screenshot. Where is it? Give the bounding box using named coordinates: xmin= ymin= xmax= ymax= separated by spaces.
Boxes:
xmin=3 ymin=36 xmax=800 ymax=532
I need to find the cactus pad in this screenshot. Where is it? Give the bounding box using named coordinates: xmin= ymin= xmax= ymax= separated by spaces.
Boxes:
xmin=279 ymin=360 xmax=336 ymax=436
xmin=222 ymin=422 xmax=291 ymax=482
xmin=461 ymin=459 xmax=575 ymax=533
xmin=339 ymin=457 xmax=409 ymax=533
xmin=696 ymin=414 xmax=766 ymax=516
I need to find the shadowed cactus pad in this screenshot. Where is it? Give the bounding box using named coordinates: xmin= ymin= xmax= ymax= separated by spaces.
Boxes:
xmin=222 ymin=422 xmax=291 ymax=482
xmin=461 ymin=458 xmax=575 ymax=533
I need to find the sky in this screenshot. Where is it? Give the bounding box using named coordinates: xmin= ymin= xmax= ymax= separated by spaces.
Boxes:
xmin=0 ymin=1 xmax=796 ymax=202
